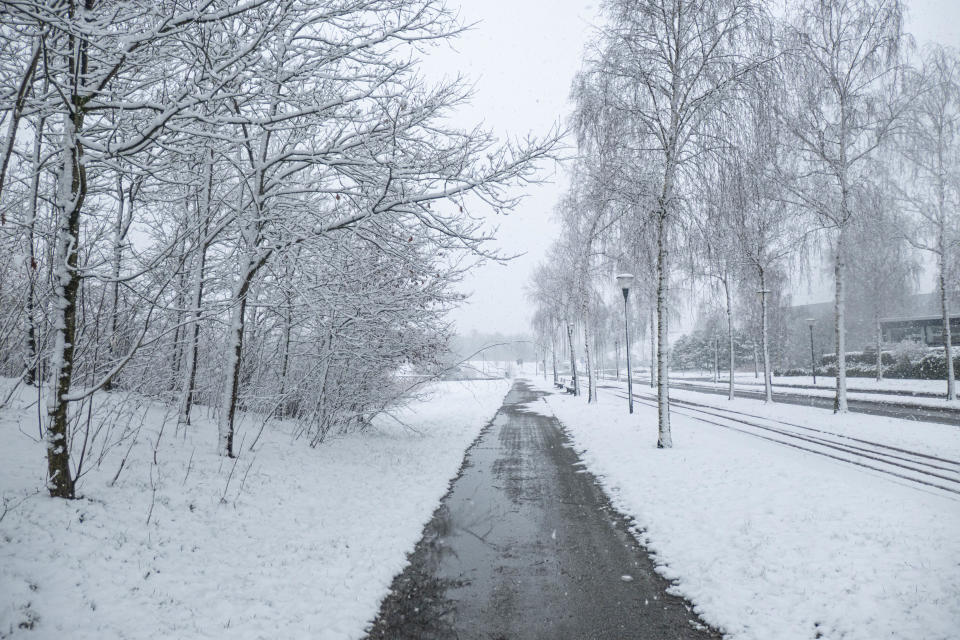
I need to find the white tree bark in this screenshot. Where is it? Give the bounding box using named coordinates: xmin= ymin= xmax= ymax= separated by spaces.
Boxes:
xmin=656 ymin=212 xmax=672 ymax=448
xmin=649 ymin=305 xmax=656 ymax=388
xmin=581 ymin=295 xmax=595 ymax=402
xmin=724 ymin=278 xmax=735 ymax=400
xmin=759 ymin=273 xmax=773 ymax=404
xmin=834 ymin=229 xmax=848 ymax=413
xmin=566 ymin=321 xmax=579 ymax=395
xmin=938 ymin=235 xmax=955 ymax=400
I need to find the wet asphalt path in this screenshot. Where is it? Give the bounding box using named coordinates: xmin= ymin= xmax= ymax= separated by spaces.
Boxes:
xmin=365 ymin=380 xmax=719 ymax=640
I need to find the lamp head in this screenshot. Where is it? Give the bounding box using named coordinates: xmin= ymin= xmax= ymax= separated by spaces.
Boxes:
xmin=616 ymin=273 xmax=634 ymax=293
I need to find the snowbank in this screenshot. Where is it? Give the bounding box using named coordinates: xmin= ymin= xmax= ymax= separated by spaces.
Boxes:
xmin=529 ymin=377 xmax=960 ymax=640
xmin=0 ymin=378 xmax=509 ymax=639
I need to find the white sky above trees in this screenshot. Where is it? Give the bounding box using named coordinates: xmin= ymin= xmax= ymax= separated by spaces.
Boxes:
xmin=420 ymin=0 xmax=960 ymax=335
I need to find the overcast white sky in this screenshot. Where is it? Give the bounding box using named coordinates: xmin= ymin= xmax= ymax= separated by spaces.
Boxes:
xmin=420 ymin=0 xmax=960 ymax=336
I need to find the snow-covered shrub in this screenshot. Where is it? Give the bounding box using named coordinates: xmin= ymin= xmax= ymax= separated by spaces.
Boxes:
xmin=892 ymin=340 xmax=930 ymax=366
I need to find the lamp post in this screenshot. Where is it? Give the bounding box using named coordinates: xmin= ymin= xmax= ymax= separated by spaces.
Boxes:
xmin=567 ymin=322 xmax=578 ymax=396
xmin=807 ymin=318 xmax=817 ymax=385
xmin=617 ymin=273 xmax=635 ymax=413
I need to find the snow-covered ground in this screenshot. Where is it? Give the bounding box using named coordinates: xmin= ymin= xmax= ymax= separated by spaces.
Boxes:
xmin=0 ymin=378 xmax=509 ymax=639
xmin=525 ymin=377 xmax=960 ymax=640
xmin=672 ymin=371 xmax=955 ymax=396
xmin=643 ymin=371 xmax=960 ymax=408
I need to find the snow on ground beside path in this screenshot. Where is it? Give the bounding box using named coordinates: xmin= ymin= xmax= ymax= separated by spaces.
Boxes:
xmin=525 ymin=377 xmax=960 ymax=640
xmin=599 ymin=379 xmax=960 ymax=461
xmin=738 ymin=374 xmax=953 ymax=395
xmin=672 ymin=371 xmax=960 ymax=400
xmin=0 ymin=378 xmax=509 ymax=640
xmin=660 ymin=376 xmax=960 ymax=408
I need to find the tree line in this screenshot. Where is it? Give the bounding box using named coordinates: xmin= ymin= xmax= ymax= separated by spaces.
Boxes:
xmin=528 ymin=0 xmax=959 ymax=448
xmin=0 ymin=0 xmax=557 ymax=498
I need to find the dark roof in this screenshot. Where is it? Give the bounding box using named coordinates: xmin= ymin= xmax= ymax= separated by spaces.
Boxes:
xmin=880 ymin=313 xmax=960 ymax=323
xmin=790 ymin=292 xmax=946 ymax=317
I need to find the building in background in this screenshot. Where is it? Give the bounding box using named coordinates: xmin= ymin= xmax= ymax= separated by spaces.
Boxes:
xmin=880 ymin=314 xmax=960 ymax=346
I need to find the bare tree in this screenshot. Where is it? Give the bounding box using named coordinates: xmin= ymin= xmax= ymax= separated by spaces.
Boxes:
xmin=780 ymin=0 xmax=908 ymax=412
xmin=897 ymin=45 xmax=960 ymax=399
xmin=587 ymin=0 xmax=762 ymax=447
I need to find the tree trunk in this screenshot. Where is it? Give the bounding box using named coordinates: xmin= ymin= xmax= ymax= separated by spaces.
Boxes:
xmin=582 ymin=308 xmax=595 ymax=403
xmin=649 ymin=305 xmax=656 ymax=388
xmin=103 ymin=174 xmax=126 ymax=392
xmin=724 ymin=278 xmax=735 ymax=400
xmin=834 ymin=229 xmax=848 ymax=413
xmin=176 ymin=238 xmax=209 ymax=426
xmin=551 ymin=328 xmax=558 ymax=385
xmin=566 ymin=321 xmax=578 ymax=396
xmin=169 ymin=237 xmax=189 ymax=391
xmin=656 ymin=212 xmax=672 ymax=448
xmin=46 ymin=106 xmax=85 ymax=499
xmin=875 ymin=314 xmax=883 ymax=383
xmin=219 ymin=273 xmax=252 ymax=458
xmin=21 ymin=115 xmax=43 ymax=386
xmin=939 ymin=230 xmax=955 ymax=400
xmin=177 ymin=152 xmax=214 ymax=426
xmin=276 ymin=295 xmax=293 ymax=418
xmin=759 ymin=270 xmax=773 ymax=403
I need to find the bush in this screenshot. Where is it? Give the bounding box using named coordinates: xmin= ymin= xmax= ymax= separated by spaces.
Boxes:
xmin=878 ymin=351 xmax=960 ymax=380
xmin=823 ymin=364 xmax=881 ymax=378
xmin=892 ymin=340 xmax=929 ymax=366
xmin=821 ymin=351 xmax=895 ymax=366
xmin=775 ymin=368 xmax=810 ymax=377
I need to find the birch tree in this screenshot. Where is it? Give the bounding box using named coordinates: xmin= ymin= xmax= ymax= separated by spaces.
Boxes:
xmin=780 ymin=0 xmax=908 ymax=413
xmin=897 ymin=45 xmax=960 ymax=399
xmin=690 ymin=162 xmax=742 ymax=400
xmin=591 ymin=0 xmax=762 ymax=446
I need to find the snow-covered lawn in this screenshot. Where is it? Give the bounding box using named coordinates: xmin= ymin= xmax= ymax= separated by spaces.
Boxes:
xmin=752 ymin=374 xmax=955 ymax=397
xmin=526 ymin=377 xmax=960 ymax=640
xmin=0 ymin=378 xmax=509 ymax=640
xmin=661 ymin=373 xmax=960 ymax=408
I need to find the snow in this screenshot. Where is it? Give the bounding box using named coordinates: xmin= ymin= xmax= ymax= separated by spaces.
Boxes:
xmin=655 ymin=372 xmax=960 ymax=408
xmin=672 ymin=370 xmax=956 ymax=395
xmin=526 ymin=376 xmax=960 ymax=640
xmin=0 ymin=378 xmax=509 ymax=639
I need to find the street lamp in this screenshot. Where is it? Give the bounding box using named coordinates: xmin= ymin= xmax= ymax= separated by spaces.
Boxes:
xmin=616 ymin=273 xmax=635 ymax=414
xmin=567 ymin=322 xmax=578 ymax=396
xmin=807 ymin=318 xmax=817 ymax=385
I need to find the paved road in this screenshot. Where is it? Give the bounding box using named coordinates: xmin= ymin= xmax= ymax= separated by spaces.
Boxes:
xmin=366 ymin=380 xmax=718 ymax=640
xmin=664 ymin=380 xmax=960 ymax=427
